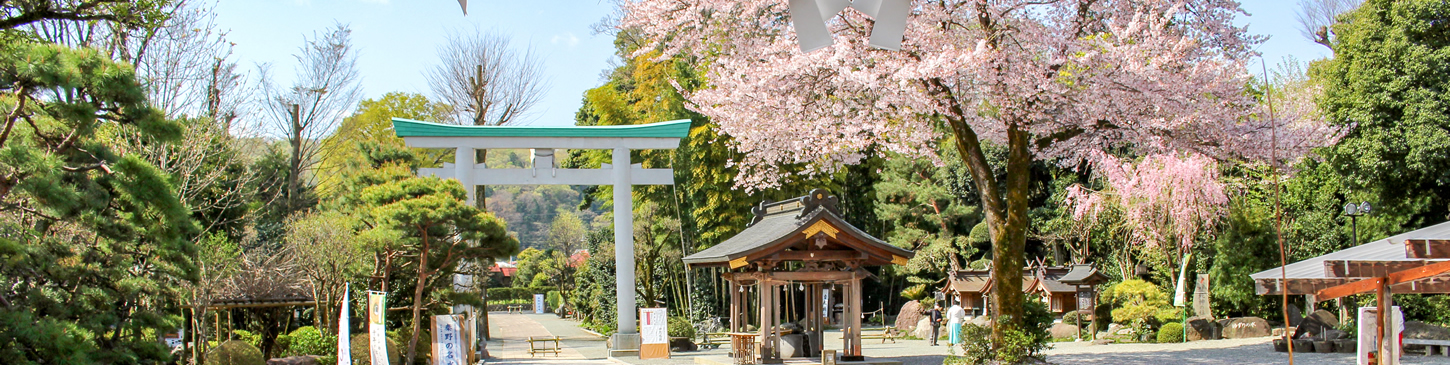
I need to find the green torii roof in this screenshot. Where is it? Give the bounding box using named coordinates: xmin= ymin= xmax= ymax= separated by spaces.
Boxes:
xmin=392 ymin=118 xmax=692 ymax=138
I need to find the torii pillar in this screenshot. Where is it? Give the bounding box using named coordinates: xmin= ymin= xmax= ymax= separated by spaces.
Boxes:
xmin=392 ymin=118 xmax=691 ymax=357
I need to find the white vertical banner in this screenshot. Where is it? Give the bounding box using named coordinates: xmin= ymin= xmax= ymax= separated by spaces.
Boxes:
xmin=432 ymin=314 xmax=466 ymax=365
xmin=534 ymin=294 xmax=546 ymax=314
xmin=368 ymin=291 xmax=388 ymax=365
xmin=337 ymin=284 xmax=351 ymax=365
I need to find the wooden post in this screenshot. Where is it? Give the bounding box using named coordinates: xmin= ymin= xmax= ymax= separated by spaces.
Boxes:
xmin=729 ymin=280 xmax=739 ymax=333
xmin=851 ymin=276 xmax=865 ymax=360
xmin=1377 ymin=278 xmax=1388 ymax=365
xmin=760 ymin=281 xmax=779 ymax=364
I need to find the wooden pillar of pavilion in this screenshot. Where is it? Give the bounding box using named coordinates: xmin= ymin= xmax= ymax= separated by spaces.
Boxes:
xmin=682 ymin=189 xmax=916 ymax=363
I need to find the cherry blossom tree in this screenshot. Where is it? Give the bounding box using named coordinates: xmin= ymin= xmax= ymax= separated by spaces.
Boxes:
xmin=621 ymin=0 xmax=1328 ymax=339
xmin=1064 ymin=152 xmax=1227 ymax=291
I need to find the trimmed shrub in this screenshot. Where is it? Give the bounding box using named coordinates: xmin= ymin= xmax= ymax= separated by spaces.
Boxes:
xmin=1158 ymin=322 xmax=1185 ymax=343
xmin=205 ymin=340 xmax=265 ymax=365
xmin=668 ymin=316 xmax=695 ymax=339
xmin=486 ymin=286 xmax=556 ymax=302
xmin=1063 ymin=311 xmax=1086 ymax=326
xmin=349 ymin=333 xmax=401 ymax=365
xmin=546 ymin=290 xmax=563 ymax=311
xmin=231 ymin=330 xmax=262 ymax=350
xmin=282 ymin=326 xmax=335 ymax=356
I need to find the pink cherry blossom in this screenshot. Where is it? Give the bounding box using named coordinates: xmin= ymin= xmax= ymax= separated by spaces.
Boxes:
xmin=620 ymin=0 xmax=1336 ymax=190
xmin=1064 ymin=152 xmax=1228 ymax=250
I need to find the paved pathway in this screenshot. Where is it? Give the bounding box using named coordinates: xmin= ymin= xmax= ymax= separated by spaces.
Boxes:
xmin=484 ymin=312 xmax=613 ymax=364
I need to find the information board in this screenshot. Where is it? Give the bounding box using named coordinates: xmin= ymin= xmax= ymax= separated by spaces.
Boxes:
xmin=639 ymin=307 xmax=669 ymax=359
xmin=432 ymin=314 xmax=466 ymax=365
xmin=534 ymin=293 xmax=546 ymax=314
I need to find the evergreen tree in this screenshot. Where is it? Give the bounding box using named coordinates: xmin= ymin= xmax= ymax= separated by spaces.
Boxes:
xmin=0 ymin=40 xmax=198 ymax=363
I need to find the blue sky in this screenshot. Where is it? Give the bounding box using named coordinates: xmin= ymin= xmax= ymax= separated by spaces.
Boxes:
xmin=214 ymin=1 xmax=1329 ymax=127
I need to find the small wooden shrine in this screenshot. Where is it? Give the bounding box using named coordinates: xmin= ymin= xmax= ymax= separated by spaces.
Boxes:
xmin=684 ymin=189 xmax=914 ymax=363
xmin=941 ymin=264 xmax=1107 ymax=317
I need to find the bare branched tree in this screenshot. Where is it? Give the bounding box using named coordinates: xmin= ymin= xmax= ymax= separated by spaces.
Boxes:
xmin=285 ymin=211 xmax=371 ymax=336
xmin=26 ymin=0 xmax=255 ymax=130
xmin=1297 ymin=0 xmax=1363 ymax=48
xmin=257 ymin=23 xmax=363 ymax=211
xmin=427 ymin=28 xmax=548 ymax=126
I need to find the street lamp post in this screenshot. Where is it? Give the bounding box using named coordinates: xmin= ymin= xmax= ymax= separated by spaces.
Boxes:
xmin=1340 ymin=202 xmax=1372 ymax=325
xmin=1344 ymin=202 xmax=1372 ymax=246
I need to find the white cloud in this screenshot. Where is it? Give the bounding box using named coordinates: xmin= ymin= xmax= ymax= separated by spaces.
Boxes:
xmin=550 ymin=33 xmax=580 ymax=47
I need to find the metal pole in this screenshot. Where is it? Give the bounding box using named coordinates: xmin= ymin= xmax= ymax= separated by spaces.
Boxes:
xmin=1352 ymin=215 xmax=1359 ymax=247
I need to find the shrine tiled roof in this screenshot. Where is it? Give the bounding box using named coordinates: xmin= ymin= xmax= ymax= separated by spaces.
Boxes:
xmin=683 ymin=189 xmax=913 ymax=267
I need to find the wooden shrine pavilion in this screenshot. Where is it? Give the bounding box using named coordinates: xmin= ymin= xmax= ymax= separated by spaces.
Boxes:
xmin=1252 ymin=220 xmax=1450 ymax=364
xmin=684 ymin=189 xmax=914 ymax=363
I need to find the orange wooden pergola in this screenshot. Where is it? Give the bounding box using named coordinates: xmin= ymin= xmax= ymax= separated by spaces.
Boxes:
xmin=1313 ymin=258 xmax=1450 ymax=364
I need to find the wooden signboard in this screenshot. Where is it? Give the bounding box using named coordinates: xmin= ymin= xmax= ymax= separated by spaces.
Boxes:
xmin=1076 ymin=287 xmax=1093 ymax=311
xmin=640 ymin=308 xmax=669 ymax=359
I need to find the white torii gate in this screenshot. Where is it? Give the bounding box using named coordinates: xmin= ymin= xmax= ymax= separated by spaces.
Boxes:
xmin=392 ymin=117 xmax=690 ymax=357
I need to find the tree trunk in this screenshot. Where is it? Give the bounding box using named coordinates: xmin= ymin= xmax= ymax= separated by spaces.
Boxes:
xmin=407 ymin=233 xmax=430 ymax=365
xmin=944 ymin=115 xmax=1031 ymax=345
xmin=287 ymin=104 xmax=302 ymax=211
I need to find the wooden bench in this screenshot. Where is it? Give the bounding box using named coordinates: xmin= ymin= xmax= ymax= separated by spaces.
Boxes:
xmin=1404 ymin=338 xmax=1450 ymax=356
xmin=507 ymin=305 xmax=525 ymax=314
xmin=860 ymin=327 xmax=899 ymax=343
xmin=699 ymin=332 xmax=730 ymax=349
xmin=526 ymin=336 xmax=562 ymax=357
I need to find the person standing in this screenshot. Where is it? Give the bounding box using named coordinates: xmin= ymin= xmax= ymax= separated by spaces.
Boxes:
xmin=947 ymin=302 xmax=967 ymax=345
xmin=930 ymin=303 xmax=944 ymax=346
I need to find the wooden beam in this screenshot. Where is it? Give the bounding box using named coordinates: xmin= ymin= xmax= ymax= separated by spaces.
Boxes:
xmin=1407 ymin=239 xmax=1450 ymax=259
xmin=1316 ymin=277 xmax=1385 ymax=302
xmin=1323 ymin=259 xmax=1448 ymax=278
xmin=199 ymin=301 xmax=317 ymax=309
xmin=766 ymin=250 xmax=861 ymax=262
xmin=1315 ymin=260 xmax=1450 ymax=301
xmin=1389 ymin=259 xmax=1450 ymax=284
xmin=1257 ymin=277 xmax=1450 ymax=296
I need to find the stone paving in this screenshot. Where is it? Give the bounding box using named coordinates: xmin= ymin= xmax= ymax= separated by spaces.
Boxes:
xmin=484 ymin=313 xmax=613 ymax=364
xmin=479 ymin=313 xmax=1450 ymax=365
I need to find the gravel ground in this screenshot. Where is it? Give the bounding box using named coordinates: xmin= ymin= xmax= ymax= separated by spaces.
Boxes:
xmin=1045 ymin=337 xmax=1450 ymax=365
xmin=486 ymin=314 xmax=1450 ymax=365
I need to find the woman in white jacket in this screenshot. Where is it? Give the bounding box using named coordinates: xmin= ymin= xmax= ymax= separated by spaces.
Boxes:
xmin=947 ymin=303 xmax=967 ymax=345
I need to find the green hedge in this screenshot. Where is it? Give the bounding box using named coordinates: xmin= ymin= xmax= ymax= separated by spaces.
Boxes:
xmin=487 ymin=286 xmax=556 ymax=301
xmin=1157 ymin=322 xmax=1184 ymax=343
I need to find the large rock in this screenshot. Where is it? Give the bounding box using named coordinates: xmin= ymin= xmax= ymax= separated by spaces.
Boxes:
xmin=1308 ymin=310 xmax=1339 ymax=328
xmin=1049 ymin=323 xmax=1081 ymax=340
xmin=1186 ymin=316 xmax=1222 ymax=341
xmin=1286 ymin=304 xmax=1305 ymax=327
xmin=1293 ymin=310 xmax=1340 ymax=339
xmin=1404 ymin=321 xmax=1450 ymax=340
xmin=911 ymin=317 xmax=936 ymax=340
xmin=1223 ymin=317 xmax=1271 ymax=339
xmin=895 ymin=300 xmax=925 ymax=333
xmin=780 ymin=334 xmax=805 ymax=358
